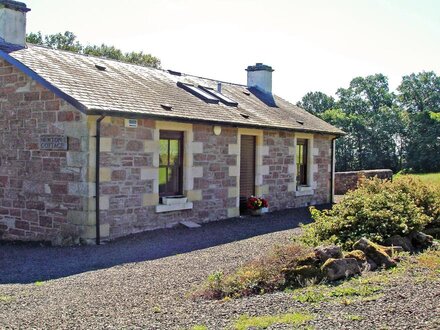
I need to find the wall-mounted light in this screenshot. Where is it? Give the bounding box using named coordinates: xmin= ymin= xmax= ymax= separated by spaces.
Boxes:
xmin=213 ymin=126 xmax=222 ymax=136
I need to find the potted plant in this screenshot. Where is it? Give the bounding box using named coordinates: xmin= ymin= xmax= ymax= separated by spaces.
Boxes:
xmin=246 ymin=196 xmax=269 ymax=216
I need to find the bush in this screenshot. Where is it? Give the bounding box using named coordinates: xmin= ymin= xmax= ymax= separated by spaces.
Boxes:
xmin=300 ymin=177 xmax=433 ymax=249
xmin=393 ymin=176 xmax=440 ymax=222
xmin=193 ymin=243 xmax=311 ymax=299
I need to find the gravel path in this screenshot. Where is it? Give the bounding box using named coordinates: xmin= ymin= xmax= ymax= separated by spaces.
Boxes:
xmin=1 ymin=207 xmax=439 ymax=329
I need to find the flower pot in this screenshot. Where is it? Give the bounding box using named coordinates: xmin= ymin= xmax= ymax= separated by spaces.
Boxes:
xmin=250 ymin=208 xmax=263 ymax=216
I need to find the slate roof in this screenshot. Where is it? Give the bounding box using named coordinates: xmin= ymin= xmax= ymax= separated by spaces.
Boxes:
xmin=3 ymin=45 xmax=344 ymax=135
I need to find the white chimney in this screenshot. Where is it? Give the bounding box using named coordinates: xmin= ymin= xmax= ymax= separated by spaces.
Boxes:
xmin=0 ymin=0 xmax=30 ymax=52
xmin=246 ymin=63 xmax=274 ymax=94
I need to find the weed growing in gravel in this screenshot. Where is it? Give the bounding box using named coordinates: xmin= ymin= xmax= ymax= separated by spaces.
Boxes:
xmin=292 ymin=282 xmax=382 ymax=305
xmin=190 ymin=325 xmax=207 ymax=330
xmin=291 ymin=288 xmax=326 ymax=303
xmin=232 ymin=312 xmax=313 ymax=330
xmin=329 ymin=285 xmax=381 ymax=297
xmin=345 ymin=314 xmax=364 ymax=321
xmin=417 ymin=249 xmax=440 ymax=271
xmin=0 ymin=295 xmax=14 ymax=303
xmin=34 ymin=281 xmax=44 ymax=287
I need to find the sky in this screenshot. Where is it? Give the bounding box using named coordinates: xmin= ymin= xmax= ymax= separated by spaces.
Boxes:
xmin=25 ymin=0 xmax=440 ymax=103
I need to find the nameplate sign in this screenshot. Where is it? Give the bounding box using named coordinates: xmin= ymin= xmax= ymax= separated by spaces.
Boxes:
xmin=40 ymin=135 xmax=68 ymax=150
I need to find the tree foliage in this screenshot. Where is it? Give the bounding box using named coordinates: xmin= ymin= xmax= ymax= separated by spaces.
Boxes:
xmin=299 ymin=71 xmax=440 ymax=173
xmin=26 ymin=31 xmax=161 ymax=68
xmin=296 ymin=91 xmax=335 ymax=116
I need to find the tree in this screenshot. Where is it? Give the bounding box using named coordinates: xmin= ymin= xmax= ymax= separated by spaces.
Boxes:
xmin=26 ymin=31 xmax=161 ymax=68
xmin=397 ymin=71 xmax=440 ymax=113
xmin=296 ymin=91 xmax=335 ymax=116
xmin=336 ymin=74 xmax=394 ymax=115
xmin=397 ymin=72 xmax=440 ymax=172
xmin=405 ymin=111 xmax=440 ymax=172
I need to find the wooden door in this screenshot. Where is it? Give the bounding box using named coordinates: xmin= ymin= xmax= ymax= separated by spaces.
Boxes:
xmin=240 ymin=135 xmax=256 ymax=208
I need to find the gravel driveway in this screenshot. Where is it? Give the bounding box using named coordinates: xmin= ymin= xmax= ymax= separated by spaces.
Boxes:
xmin=1 ymin=206 xmax=439 ymax=329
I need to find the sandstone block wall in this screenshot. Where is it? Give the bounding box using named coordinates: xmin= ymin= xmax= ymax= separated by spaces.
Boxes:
xmin=96 ymin=118 xmax=333 ymax=240
xmin=334 ymin=169 xmax=393 ymax=195
xmin=0 ymin=59 xmax=89 ymax=243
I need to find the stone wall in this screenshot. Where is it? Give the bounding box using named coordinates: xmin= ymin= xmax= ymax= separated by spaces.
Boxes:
xmin=96 ymin=118 xmax=333 ymax=240
xmin=0 ymin=59 xmax=89 ymax=243
xmin=263 ymin=132 xmax=332 ymax=210
xmin=334 ymin=169 xmax=393 ymax=195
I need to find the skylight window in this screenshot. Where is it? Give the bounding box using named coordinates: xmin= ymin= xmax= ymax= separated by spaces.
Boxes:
xmin=177 ymin=82 xmax=219 ymax=104
xmin=199 ymin=86 xmax=238 ymax=107
xmin=95 ymin=64 xmax=106 ymax=71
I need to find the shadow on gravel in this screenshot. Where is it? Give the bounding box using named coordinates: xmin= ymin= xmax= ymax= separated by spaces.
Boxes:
xmin=0 ymin=206 xmax=322 ymax=284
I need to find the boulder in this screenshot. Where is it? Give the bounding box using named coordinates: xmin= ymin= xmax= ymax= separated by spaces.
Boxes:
xmin=344 ymin=250 xmax=368 ymax=270
xmin=283 ymin=265 xmax=323 ymax=287
xmin=353 ymin=238 xmax=397 ymax=269
xmin=424 ymin=227 xmax=440 ymax=239
xmin=384 ymin=235 xmax=414 ymax=253
xmin=408 ymin=231 xmax=434 ymax=250
xmin=366 ymin=258 xmax=378 ymax=271
xmin=382 ymin=245 xmax=404 ymax=257
xmin=321 ymin=258 xmax=361 ymax=281
xmin=314 ymin=245 xmax=343 ymax=262
xmin=296 ymin=253 xmax=321 ymax=267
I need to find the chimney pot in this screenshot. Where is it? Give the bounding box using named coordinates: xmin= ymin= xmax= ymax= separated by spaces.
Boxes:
xmin=0 ymin=0 xmax=30 ymax=52
xmin=246 ymin=63 xmax=274 ymax=94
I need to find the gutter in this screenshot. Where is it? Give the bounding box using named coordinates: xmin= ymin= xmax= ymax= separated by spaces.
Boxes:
xmin=95 ymin=115 xmax=106 ymax=245
xmin=87 ymin=109 xmax=345 ymax=137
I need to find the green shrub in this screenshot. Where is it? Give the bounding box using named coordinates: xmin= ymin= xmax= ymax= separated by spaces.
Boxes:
xmin=391 ymin=176 xmax=440 ymax=221
xmin=301 ymin=177 xmax=433 ymax=249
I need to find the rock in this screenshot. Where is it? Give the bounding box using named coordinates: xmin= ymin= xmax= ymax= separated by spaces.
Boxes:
xmin=382 ymin=245 xmax=404 ymax=256
xmin=424 ymin=227 xmax=440 ymax=239
xmin=51 ymin=234 xmax=63 ymax=246
xmin=296 ymin=253 xmax=321 ymax=267
xmin=384 ymin=235 xmax=414 ymax=253
xmin=366 ymin=258 xmax=378 ymax=271
xmin=314 ymin=245 xmax=343 ymax=262
xmin=408 ymin=231 xmax=434 ymax=250
xmin=344 ymin=250 xmax=368 ymax=270
xmin=321 ymin=258 xmax=361 ymax=281
xmin=283 ymin=265 xmax=323 ymax=287
xmin=353 ymin=238 xmax=397 ymax=269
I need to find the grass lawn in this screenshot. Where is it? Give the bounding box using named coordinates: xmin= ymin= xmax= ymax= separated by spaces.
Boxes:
xmin=410 ymin=172 xmax=440 ymax=186
xmin=395 ymin=172 xmax=440 ymax=187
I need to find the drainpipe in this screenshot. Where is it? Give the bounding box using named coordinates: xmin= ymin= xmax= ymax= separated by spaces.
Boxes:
xmin=330 ymin=137 xmax=337 ymax=204
xmin=95 ymin=115 xmax=106 ymax=245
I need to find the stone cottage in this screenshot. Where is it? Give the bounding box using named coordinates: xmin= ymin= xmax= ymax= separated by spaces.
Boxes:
xmin=0 ymin=1 xmax=344 ymax=244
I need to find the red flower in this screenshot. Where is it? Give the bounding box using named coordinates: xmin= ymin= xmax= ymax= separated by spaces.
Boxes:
xmin=246 ymin=196 xmax=269 ymax=210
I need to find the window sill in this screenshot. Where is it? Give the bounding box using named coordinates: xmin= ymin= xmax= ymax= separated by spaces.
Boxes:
xmin=155 ymin=202 xmax=193 ymax=213
xmin=295 ymin=186 xmax=314 ymax=196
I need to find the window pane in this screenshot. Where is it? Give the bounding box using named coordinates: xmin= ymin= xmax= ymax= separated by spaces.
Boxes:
xmin=169 ymin=139 xmax=179 ymax=165
xmin=159 ymin=167 xmax=167 ymax=186
xmin=296 ymin=139 xmax=308 ymax=185
xmin=159 ymin=131 xmax=183 ymax=196
xmin=159 ymin=140 xmax=168 ymax=166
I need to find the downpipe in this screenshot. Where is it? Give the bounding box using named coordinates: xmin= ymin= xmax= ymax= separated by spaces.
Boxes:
xmin=95 ymin=115 xmax=106 ymax=245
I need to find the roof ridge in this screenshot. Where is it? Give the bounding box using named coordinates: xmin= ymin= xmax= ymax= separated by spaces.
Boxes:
xmin=26 ymin=43 xmax=161 ymax=70
xmin=26 ymin=43 xmax=246 ymax=87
